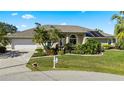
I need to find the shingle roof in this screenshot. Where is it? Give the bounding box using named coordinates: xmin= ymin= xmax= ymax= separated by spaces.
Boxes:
xmin=7 ymin=25 xmax=113 ymax=38
xmin=7 ymin=28 xmax=35 ymax=38
xmin=7 ymin=25 xmax=94 ymax=38
xmin=44 ymin=25 xmax=94 ymax=33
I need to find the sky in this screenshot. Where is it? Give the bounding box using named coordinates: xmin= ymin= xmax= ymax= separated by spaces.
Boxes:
xmin=0 ymin=11 xmax=119 ymax=35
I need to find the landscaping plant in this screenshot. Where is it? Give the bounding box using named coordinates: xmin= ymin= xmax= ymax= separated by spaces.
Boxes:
xmin=32 ymin=48 xmax=47 ymax=57
xmin=64 ymin=43 xmax=74 ymax=53
xmin=115 ymin=40 xmax=124 ymax=49
xmin=58 ymin=50 xmax=64 ymax=55
xmin=102 ymin=44 xmax=112 ymax=50
xmin=74 ymin=39 xmax=102 ymax=54
xmin=0 ymin=46 xmax=6 ymax=53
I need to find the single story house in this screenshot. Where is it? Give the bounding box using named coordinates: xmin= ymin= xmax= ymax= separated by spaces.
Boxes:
xmin=7 ymin=25 xmax=115 ymax=50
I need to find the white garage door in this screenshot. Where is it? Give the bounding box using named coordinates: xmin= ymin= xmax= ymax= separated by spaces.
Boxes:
xmin=12 ymin=39 xmax=37 ymax=51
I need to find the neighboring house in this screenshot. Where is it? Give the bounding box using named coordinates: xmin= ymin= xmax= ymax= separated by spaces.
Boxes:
xmin=7 ymin=25 xmax=115 ymax=50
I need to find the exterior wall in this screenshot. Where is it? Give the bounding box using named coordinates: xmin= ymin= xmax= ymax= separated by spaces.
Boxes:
xmin=77 ymin=34 xmax=84 ymax=44
xmin=11 ymin=38 xmax=37 ymax=51
xmin=66 ymin=36 xmax=69 ymax=44
xmin=9 ymin=32 xmax=114 ymax=51
xmin=83 ymin=37 xmax=115 ymax=45
xmin=95 ymin=38 xmax=108 ymax=44
xmin=95 ymin=38 xmax=115 ymax=45
xmin=65 ymin=33 xmax=84 ymax=44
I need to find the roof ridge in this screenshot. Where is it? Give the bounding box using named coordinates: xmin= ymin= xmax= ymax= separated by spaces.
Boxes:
xmin=43 ymin=24 xmax=81 ymax=27
xmin=22 ymin=28 xmax=35 ymax=32
xmin=44 ymin=24 xmax=95 ymax=31
xmin=18 ymin=25 xmax=95 ymax=32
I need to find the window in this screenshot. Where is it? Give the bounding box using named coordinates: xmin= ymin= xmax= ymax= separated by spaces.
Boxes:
xmin=47 ymin=41 xmax=51 ymax=48
xmin=113 ymin=38 xmax=116 ymax=43
xmin=69 ymin=35 xmax=77 ymax=44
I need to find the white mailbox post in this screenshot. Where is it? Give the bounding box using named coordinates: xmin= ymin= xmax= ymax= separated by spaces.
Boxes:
xmin=53 ymin=55 xmax=58 ymax=68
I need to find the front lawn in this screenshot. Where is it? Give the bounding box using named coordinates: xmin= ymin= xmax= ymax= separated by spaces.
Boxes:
xmin=27 ymin=50 xmax=124 ymax=75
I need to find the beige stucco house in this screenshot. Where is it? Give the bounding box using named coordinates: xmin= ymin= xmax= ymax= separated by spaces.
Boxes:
xmin=7 ymin=25 xmax=115 ymax=50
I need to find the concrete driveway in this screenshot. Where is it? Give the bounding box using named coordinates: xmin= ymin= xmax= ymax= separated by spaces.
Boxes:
xmin=0 ymin=50 xmax=34 ymax=76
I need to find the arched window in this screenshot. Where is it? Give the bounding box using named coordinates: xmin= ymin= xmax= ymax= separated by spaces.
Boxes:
xmin=69 ymin=35 xmax=77 ymax=44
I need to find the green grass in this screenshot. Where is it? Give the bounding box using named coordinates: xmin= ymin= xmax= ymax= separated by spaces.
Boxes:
xmin=26 ymin=50 xmax=124 ymax=75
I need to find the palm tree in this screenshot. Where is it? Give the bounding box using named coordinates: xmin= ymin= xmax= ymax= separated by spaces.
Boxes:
xmin=33 ymin=23 xmax=64 ymax=53
xmin=48 ymin=26 xmax=64 ymax=46
xmin=33 ymin=24 xmax=49 ymax=52
xmin=112 ymin=12 xmax=124 ymax=41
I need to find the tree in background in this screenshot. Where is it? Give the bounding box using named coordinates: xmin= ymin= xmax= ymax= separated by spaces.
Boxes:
xmin=0 ymin=22 xmax=17 ymax=47
xmin=95 ymin=28 xmax=103 ymax=32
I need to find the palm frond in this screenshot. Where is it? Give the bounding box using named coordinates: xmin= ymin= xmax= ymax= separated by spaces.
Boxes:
xmin=117 ymin=31 xmax=124 ymax=40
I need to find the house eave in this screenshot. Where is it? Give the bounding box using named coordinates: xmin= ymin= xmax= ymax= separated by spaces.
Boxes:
xmin=85 ymin=36 xmax=114 ymax=39
xmin=7 ymin=36 xmax=33 ymax=39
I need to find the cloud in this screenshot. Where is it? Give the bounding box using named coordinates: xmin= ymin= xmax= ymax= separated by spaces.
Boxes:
xmin=21 ymin=25 xmax=27 ymax=27
xmin=60 ymin=22 xmax=67 ymax=25
xmin=81 ymin=11 xmax=86 ymax=13
xmin=22 ymin=14 xmax=35 ymax=19
xmin=11 ymin=13 xmax=18 ymax=16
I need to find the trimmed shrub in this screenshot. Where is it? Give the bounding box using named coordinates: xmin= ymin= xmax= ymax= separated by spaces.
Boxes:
xmin=75 ymin=44 xmax=82 ymax=50
xmin=47 ymin=48 xmax=55 ymax=55
xmin=102 ymin=44 xmax=112 ymax=50
xmin=64 ymin=43 xmax=74 ymax=53
xmin=58 ymin=50 xmax=64 ymax=55
xmin=36 ymin=48 xmax=43 ymax=53
xmin=85 ymin=39 xmax=102 ymax=54
xmin=74 ymin=39 xmax=102 ymax=54
xmin=33 ymin=48 xmax=47 ymax=57
xmin=32 ymin=52 xmax=47 ymax=57
xmin=0 ymin=46 xmax=6 ymax=53
xmin=71 ymin=50 xmax=81 ymax=54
